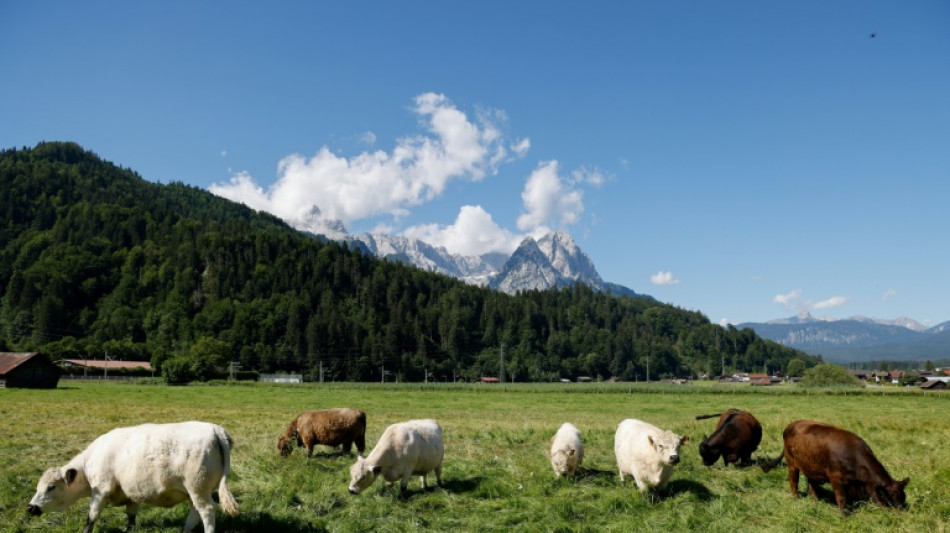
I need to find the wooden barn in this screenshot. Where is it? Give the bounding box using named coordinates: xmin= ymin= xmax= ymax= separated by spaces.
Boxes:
xmin=0 ymin=352 xmax=61 ymax=389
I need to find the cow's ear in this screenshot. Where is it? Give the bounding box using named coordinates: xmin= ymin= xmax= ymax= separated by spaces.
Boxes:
xmin=65 ymin=468 xmax=78 ymax=485
xmin=647 ymin=435 xmax=655 ymax=447
xmin=568 ymin=449 xmax=575 ymax=456
xmin=681 ymin=435 xmax=690 ymax=445
xmin=898 ymin=477 xmax=910 ymax=489
xmin=370 ymin=465 xmax=383 ymax=475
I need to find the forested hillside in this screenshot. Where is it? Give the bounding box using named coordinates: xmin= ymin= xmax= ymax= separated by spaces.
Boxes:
xmin=0 ymin=142 xmax=818 ymax=381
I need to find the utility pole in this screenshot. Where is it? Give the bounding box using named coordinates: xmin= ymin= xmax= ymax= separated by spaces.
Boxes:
xmin=319 ymin=360 xmax=324 ymax=383
xmin=646 ymin=355 xmax=650 ymax=383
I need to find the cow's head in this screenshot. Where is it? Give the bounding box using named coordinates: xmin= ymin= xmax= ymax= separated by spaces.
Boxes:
xmin=550 ymin=449 xmax=576 ymax=477
xmin=348 ymin=455 xmax=382 ymax=495
xmin=648 ymin=432 xmax=689 ymax=466
xmin=278 ymin=436 xmax=293 ymax=457
xmin=698 ymin=434 xmax=721 ymax=466
xmin=27 ymin=467 xmax=85 ymax=516
xmin=877 ymin=477 xmax=910 ymax=508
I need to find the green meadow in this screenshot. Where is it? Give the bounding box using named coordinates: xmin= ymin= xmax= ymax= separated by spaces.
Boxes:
xmin=1 ymin=381 xmax=949 ymax=532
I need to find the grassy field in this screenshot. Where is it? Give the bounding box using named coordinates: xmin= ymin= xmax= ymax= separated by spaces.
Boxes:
xmin=1 ymin=381 xmax=949 ymax=532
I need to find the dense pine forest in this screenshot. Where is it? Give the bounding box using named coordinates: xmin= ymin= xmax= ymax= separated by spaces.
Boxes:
xmin=0 ymin=142 xmax=818 ymax=382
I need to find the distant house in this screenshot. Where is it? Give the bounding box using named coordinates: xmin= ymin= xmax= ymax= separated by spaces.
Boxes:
xmin=749 ymin=373 xmax=781 ymax=386
xmin=919 ymin=379 xmax=947 ymax=390
xmin=0 ymin=352 xmax=61 ymax=389
xmin=58 ymin=359 xmax=153 ymax=373
xmin=479 ymin=376 xmax=500 ymax=384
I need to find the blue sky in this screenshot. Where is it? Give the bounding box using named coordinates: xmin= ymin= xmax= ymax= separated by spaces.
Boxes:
xmin=2 ymin=1 xmax=949 ymax=326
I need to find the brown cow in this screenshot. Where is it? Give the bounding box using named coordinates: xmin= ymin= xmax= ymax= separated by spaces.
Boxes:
xmin=696 ymin=408 xmax=761 ymax=466
xmin=762 ymin=420 xmax=908 ymax=514
xmin=278 ymin=408 xmax=367 ymax=457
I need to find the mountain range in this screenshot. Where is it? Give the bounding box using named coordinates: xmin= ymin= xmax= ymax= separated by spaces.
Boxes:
xmin=739 ymin=312 xmax=950 ymax=363
xmin=295 ymin=213 xmax=646 ymax=299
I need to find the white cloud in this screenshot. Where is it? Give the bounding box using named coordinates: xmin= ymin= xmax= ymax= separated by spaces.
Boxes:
xmin=883 ymin=288 xmax=897 ymax=301
xmin=719 ymin=318 xmax=732 ymax=327
xmin=220 ymin=149 xmax=227 ymax=158
xmin=773 ymin=289 xmax=802 ymax=309
xmin=650 ymin=271 xmax=680 ymax=286
xmin=209 ymin=93 xmax=525 ymax=226
xmin=402 ymin=205 xmax=521 ymax=257
xmin=359 ymin=132 xmax=377 ymax=146
xmin=516 ymin=160 xmax=584 ymax=231
xmin=814 ymin=296 xmax=848 ymax=310
xmin=511 ymin=138 xmax=531 ymax=158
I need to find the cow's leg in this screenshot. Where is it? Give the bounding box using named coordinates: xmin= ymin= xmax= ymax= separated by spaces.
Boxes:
xmin=829 ymin=479 xmax=848 ymax=515
xmin=806 ymin=478 xmax=822 ymax=499
xmin=189 ymin=495 xmax=217 ymax=533
xmin=787 ymin=466 xmax=800 ymax=496
xmin=434 ymin=464 xmax=443 ymax=488
xmin=355 ymin=435 xmax=366 ymax=455
xmin=125 ymin=502 xmax=139 ymax=531
xmin=305 ymin=438 xmax=314 ymax=457
xmin=342 ymin=440 xmax=353 ymax=455
xmin=83 ymin=491 xmax=106 ymax=533
xmin=183 ymin=506 xmax=201 ymax=532
xmin=633 ymin=473 xmax=648 ymax=493
xmin=399 ymin=473 xmax=412 ymax=498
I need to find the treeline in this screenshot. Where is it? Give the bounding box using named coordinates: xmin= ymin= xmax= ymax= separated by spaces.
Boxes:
xmin=0 ymin=142 xmax=819 ymax=382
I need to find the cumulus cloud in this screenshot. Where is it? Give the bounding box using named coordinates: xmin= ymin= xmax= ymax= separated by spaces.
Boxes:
xmin=516 ymin=160 xmax=585 ymax=231
xmin=883 ymin=288 xmax=897 ymax=301
xmin=650 ymin=271 xmax=680 ymax=286
xmin=209 ymin=92 xmax=524 ymax=226
xmin=402 ymin=205 xmax=521 ymax=256
xmin=773 ymin=290 xmax=848 ymax=313
xmin=773 ymin=289 xmax=802 ymax=309
xmin=814 ymin=296 xmax=848 ymax=310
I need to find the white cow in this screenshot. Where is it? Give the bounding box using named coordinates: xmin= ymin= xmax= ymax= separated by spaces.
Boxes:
xmin=549 ymin=422 xmax=584 ymax=477
xmin=348 ymin=419 xmax=444 ymax=496
xmin=614 ymin=418 xmax=689 ymax=493
xmin=28 ymin=421 xmax=239 ymax=533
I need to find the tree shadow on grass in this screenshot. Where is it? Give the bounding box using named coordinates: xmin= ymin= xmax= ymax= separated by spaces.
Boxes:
xmin=217 ymin=511 xmax=327 ymax=533
xmin=441 ymin=475 xmax=485 ymax=494
xmin=575 ymin=466 xmax=619 ymax=485
xmin=661 ymin=479 xmax=715 ymax=502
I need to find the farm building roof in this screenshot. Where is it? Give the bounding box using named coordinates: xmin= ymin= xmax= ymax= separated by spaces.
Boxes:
xmin=0 ymin=352 xmax=40 ymax=375
xmin=58 ymin=359 xmax=153 ymax=371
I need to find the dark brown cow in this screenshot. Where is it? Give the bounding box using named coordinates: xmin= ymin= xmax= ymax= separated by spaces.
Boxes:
xmin=278 ymin=408 xmax=367 ymax=457
xmin=696 ymin=408 xmax=761 ymax=466
xmin=762 ymin=420 xmax=909 ymax=514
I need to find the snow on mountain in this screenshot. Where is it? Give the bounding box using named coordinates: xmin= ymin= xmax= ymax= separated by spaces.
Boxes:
xmin=348 ymin=233 xmax=501 ymax=284
xmin=296 ymin=218 xmax=643 ymax=298
xmin=489 ymin=231 xmax=642 ymax=297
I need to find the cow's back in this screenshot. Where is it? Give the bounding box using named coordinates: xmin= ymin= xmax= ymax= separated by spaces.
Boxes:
xmin=86 ymin=421 xmax=227 ymax=504
xmin=783 ymin=420 xmax=865 ymax=479
xmin=374 ymin=419 xmax=443 ymax=473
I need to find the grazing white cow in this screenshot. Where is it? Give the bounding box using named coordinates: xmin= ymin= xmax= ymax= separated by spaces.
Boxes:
xmin=614 ymin=418 xmax=689 ymax=493
xmin=27 ymin=421 xmax=239 ymax=533
xmin=549 ymin=422 xmax=584 ymax=477
xmin=348 ymin=419 xmax=444 ymax=496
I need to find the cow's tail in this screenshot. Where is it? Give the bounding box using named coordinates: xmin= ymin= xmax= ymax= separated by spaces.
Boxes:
xmin=760 ymin=451 xmax=785 ymax=473
xmin=214 ymin=426 xmax=240 ymax=516
xmin=695 ymin=412 xmax=723 ymax=420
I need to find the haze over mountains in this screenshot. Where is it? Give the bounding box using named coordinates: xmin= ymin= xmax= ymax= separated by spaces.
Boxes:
xmin=739 ymin=312 xmax=950 ymax=363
